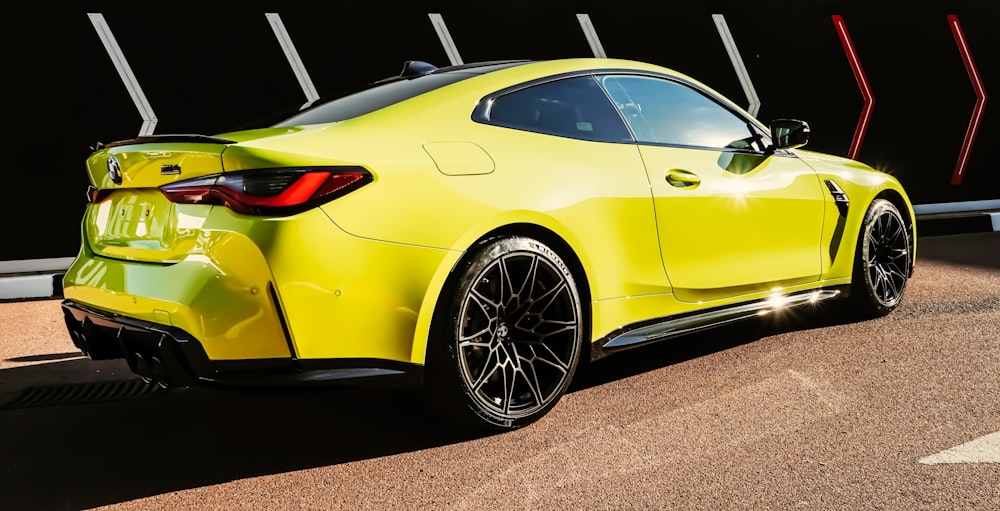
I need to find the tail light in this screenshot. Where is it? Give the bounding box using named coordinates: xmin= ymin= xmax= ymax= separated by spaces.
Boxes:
xmin=159 ymin=167 xmax=372 ymax=216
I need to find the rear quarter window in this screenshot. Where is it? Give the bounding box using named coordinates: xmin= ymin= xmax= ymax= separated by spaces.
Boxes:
xmin=475 ymin=76 xmax=633 ymax=143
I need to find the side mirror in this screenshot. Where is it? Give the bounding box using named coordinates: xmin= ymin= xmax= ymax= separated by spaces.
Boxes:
xmin=770 ymin=119 xmax=810 ymax=150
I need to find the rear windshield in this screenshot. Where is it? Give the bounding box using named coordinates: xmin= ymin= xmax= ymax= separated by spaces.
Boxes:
xmin=273 ymin=73 xmax=473 ymax=127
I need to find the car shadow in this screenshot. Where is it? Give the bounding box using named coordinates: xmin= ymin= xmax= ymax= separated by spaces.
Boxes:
xmin=0 ymin=303 xmax=856 ymax=510
xmin=571 ymin=301 xmax=856 ymax=391
xmin=0 ymin=366 xmax=484 ymax=511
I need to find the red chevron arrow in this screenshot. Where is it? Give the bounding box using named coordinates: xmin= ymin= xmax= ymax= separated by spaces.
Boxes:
xmin=947 ymin=15 xmax=988 ymax=185
xmin=832 ymin=15 xmax=874 ymax=161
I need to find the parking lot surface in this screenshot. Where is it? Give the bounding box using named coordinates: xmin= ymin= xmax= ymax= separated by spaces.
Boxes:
xmin=1 ymin=232 xmax=997 ymax=510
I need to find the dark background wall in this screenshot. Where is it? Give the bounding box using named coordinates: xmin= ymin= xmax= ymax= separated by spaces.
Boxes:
xmin=4 ymin=0 xmax=998 ymax=261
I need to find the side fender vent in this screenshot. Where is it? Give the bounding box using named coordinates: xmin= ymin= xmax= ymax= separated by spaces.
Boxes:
xmin=824 ymin=180 xmax=850 ymax=216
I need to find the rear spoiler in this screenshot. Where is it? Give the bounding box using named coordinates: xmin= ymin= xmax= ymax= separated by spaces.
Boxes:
xmin=93 ymin=134 xmax=237 ymax=151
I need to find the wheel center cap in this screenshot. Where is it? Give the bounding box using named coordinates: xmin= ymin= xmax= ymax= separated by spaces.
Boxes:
xmin=497 ymin=323 xmax=510 ymax=341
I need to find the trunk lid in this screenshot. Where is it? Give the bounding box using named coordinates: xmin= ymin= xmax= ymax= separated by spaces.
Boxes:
xmin=86 ymin=135 xmax=233 ymax=189
xmin=84 ymin=136 xmax=232 ymax=264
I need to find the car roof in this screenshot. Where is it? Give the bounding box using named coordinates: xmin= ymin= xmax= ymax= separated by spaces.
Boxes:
xmin=264 ymin=58 xmax=715 ymax=129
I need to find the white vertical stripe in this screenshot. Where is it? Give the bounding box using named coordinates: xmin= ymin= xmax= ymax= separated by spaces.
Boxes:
xmin=87 ymin=13 xmax=158 ymax=136
xmin=576 ymin=14 xmax=608 ymax=58
xmin=712 ymin=14 xmax=761 ymax=117
xmin=265 ymin=13 xmax=320 ymax=109
xmin=428 ymin=13 xmax=463 ymax=66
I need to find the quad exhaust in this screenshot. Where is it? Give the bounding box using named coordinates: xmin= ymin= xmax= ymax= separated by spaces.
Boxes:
xmin=130 ymin=352 xmax=171 ymax=389
xmin=62 ymin=301 xmax=202 ymax=388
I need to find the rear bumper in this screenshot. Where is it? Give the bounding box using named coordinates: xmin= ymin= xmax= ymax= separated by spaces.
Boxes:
xmin=63 ymin=300 xmax=210 ymax=386
xmin=64 ymin=205 xmax=454 ymax=365
xmin=62 ymin=300 xmax=423 ymax=388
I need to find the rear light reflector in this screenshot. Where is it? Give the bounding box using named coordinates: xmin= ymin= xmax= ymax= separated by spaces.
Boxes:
xmin=159 ymin=167 xmax=372 ymax=216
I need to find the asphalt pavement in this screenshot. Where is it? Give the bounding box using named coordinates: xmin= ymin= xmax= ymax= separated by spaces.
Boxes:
xmin=1 ymin=231 xmax=997 ymax=511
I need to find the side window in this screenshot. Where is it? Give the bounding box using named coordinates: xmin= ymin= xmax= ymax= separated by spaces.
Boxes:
xmin=599 ymin=75 xmax=762 ymax=150
xmin=480 ymin=76 xmax=632 ymax=143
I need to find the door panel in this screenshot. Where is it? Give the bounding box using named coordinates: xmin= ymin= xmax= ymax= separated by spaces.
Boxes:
xmin=639 ymin=145 xmax=825 ymax=302
xmin=596 ymin=73 xmax=826 ymax=303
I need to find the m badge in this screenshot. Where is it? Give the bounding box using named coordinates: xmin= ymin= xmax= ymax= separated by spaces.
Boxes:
xmin=161 ymin=164 xmax=182 ymax=175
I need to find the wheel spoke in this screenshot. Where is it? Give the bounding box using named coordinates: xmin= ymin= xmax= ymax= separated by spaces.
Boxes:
xmin=459 ymin=325 xmax=492 ymax=346
xmin=470 ymin=286 xmax=499 ymax=310
xmin=520 ymin=255 xmax=540 ymax=305
xmin=878 ymin=213 xmax=890 ymax=237
xmin=886 ymin=264 xmax=905 ymax=282
xmin=462 ymin=288 xmax=497 ymax=345
xmin=468 ymin=345 xmax=502 ymax=392
xmin=533 ymin=280 xmax=568 ymax=316
xmin=534 ymin=320 xmax=577 ymax=340
xmin=499 ymin=256 xmax=517 ymax=309
xmin=514 ymin=349 xmax=545 ymax=407
xmin=888 ymin=250 xmax=908 ymax=265
xmin=500 ymin=362 xmax=516 ymax=415
xmin=532 ymin=343 xmax=573 ymax=372
xmin=882 ymin=266 xmax=899 ymax=301
xmin=872 ymin=265 xmax=886 ymax=301
xmin=886 ymin=220 xmax=904 ymax=245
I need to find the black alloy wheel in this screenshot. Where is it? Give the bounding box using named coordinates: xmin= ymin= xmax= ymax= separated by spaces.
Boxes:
xmin=428 ymin=236 xmax=584 ymax=431
xmin=849 ymin=198 xmax=912 ymax=318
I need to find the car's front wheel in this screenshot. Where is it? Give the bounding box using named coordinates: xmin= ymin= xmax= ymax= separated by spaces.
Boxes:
xmin=847 ymin=198 xmax=912 ymax=318
xmin=427 ymin=236 xmax=584 ymax=431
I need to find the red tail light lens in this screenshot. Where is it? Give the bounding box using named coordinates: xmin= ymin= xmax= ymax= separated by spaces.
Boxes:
xmin=160 ymin=167 xmax=372 ymax=216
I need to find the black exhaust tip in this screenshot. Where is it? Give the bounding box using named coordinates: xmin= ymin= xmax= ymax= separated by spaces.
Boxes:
xmin=150 ymin=356 xmax=171 ymax=389
xmin=62 ymin=313 xmax=125 ymax=360
xmin=132 ymin=352 xmax=155 ymax=384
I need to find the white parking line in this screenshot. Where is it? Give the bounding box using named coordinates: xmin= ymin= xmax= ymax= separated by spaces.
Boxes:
xmin=919 ymin=431 xmax=1000 ymax=464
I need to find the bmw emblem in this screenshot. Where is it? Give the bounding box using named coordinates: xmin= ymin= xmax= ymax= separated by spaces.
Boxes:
xmin=107 ymin=156 xmax=123 ymax=185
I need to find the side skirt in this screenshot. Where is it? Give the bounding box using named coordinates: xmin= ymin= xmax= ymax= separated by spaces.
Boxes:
xmin=591 ymin=285 xmax=850 ymax=361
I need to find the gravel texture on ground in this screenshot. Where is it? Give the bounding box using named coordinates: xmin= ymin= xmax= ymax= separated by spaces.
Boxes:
xmin=1 ymin=232 xmax=997 ymax=510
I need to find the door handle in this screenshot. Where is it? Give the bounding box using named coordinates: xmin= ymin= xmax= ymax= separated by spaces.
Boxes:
xmin=665 ymin=169 xmax=701 ymax=188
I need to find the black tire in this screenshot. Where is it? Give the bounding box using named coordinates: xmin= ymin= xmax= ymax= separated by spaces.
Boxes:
xmin=846 ymin=198 xmax=912 ymax=318
xmin=426 ymin=236 xmax=584 ymax=431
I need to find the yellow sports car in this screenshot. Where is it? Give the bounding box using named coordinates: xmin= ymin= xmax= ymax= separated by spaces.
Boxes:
xmin=62 ymin=58 xmax=915 ymax=430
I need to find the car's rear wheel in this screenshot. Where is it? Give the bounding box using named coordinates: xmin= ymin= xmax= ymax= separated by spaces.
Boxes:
xmin=427 ymin=236 xmax=584 ymax=431
xmin=847 ymin=198 xmax=912 ymax=318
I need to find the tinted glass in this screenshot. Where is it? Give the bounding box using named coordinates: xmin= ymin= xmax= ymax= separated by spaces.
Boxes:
xmin=484 ymin=76 xmax=632 ymax=143
xmin=599 ymin=75 xmax=759 ymax=150
xmin=273 ymin=73 xmax=473 ymax=127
